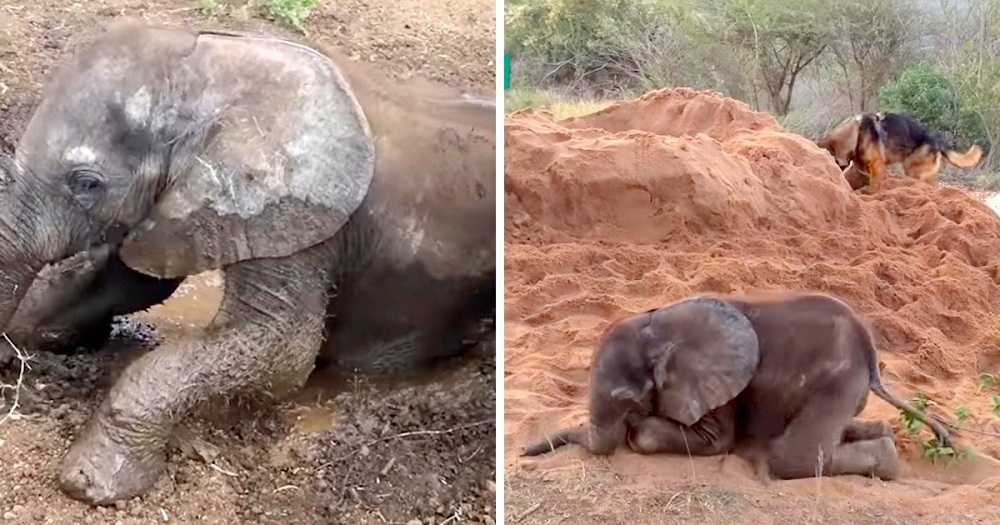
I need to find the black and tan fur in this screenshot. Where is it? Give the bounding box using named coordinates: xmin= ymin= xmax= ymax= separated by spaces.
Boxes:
xmin=818 ymin=112 xmax=982 ymax=192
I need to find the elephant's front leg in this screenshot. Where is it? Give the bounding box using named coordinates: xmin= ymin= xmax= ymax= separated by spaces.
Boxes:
xmin=58 ymin=244 xmax=333 ymax=505
xmin=628 ymin=404 xmax=736 ymax=456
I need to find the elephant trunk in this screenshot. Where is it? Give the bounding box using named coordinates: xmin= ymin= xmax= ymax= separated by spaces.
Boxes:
xmin=520 ymin=419 xmax=626 ymax=456
xmin=0 ymin=155 xmax=70 ymax=335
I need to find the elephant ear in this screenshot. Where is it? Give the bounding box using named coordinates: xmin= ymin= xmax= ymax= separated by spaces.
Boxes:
xmin=120 ymin=31 xmax=374 ymax=278
xmin=648 ymin=297 xmax=760 ymax=426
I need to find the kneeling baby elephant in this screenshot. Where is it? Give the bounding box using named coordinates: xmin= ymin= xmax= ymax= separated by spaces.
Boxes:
xmin=522 ymin=292 xmax=951 ymax=480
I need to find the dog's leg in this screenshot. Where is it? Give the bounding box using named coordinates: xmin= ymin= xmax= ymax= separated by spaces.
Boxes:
xmin=902 ymin=149 xmax=941 ymax=184
xmin=864 ymin=159 xmax=887 ymax=194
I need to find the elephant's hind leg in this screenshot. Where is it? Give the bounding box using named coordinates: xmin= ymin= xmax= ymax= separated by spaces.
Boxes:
xmin=767 ymin=384 xmax=897 ymax=480
xmin=842 ymin=419 xmax=892 ymax=442
xmin=58 ymin=242 xmax=334 ymax=505
xmin=827 ymin=437 xmax=900 ymax=480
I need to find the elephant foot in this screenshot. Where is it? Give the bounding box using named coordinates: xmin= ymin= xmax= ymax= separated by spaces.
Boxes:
xmin=59 ymin=407 xmax=167 ymax=505
xmin=871 ymin=437 xmax=901 ymax=480
xmin=825 ymin=436 xmax=900 ymax=481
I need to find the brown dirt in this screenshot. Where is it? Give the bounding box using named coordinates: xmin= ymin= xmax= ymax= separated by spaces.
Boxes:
xmin=0 ymin=1 xmax=496 ymax=524
xmin=504 ymin=88 xmax=1000 ymax=524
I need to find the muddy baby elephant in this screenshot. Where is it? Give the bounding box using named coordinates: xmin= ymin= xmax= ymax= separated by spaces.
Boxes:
xmin=522 ymin=293 xmax=951 ymax=480
xmin=0 ymin=22 xmax=494 ymax=504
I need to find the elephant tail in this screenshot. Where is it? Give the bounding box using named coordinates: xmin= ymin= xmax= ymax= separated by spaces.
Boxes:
xmin=860 ymin=323 xmax=953 ymax=448
xmin=521 ymin=426 xmax=587 ymax=457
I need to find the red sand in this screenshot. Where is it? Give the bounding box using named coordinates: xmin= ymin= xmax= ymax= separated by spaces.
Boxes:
xmin=504 ymin=88 xmax=1000 ymax=522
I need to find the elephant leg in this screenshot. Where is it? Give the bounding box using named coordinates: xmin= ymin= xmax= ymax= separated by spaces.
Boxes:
xmin=58 ymin=242 xmax=333 ymax=505
xmin=842 ymin=419 xmax=892 ymax=443
xmin=825 ymin=437 xmax=900 ymax=480
xmin=629 ymin=405 xmax=736 ymax=456
xmin=766 ymin=382 xmax=870 ymax=479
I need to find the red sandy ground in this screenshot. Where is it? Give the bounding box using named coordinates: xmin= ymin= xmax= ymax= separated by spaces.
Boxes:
xmin=504 ymin=88 xmax=1000 ymax=524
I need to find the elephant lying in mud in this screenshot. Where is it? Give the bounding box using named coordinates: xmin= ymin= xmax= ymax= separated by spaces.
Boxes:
xmin=0 ymin=22 xmax=494 ymax=504
xmin=522 ymin=293 xmax=951 ymax=481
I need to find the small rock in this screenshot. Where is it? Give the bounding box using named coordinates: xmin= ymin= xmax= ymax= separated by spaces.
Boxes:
xmin=485 ymin=481 xmax=496 ymax=493
xmin=114 ymin=501 xmax=126 ymax=511
xmin=406 ymin=520 xmax=421 ymax=525
xmin=2 ymin=512 xmax=15 ymax=521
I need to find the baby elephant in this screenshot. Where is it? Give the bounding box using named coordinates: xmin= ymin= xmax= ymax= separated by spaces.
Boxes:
xmin=522 ymin=292 xmax=951 ymax=480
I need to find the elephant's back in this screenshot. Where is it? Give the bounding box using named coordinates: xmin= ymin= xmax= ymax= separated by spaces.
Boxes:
xmin=728 ymin=293 xmax=871 ymax=439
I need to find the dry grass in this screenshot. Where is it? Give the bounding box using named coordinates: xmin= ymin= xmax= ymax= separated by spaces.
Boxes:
xmin=505 ymin=87 xmax=611 ymax=120
xmin=0 ymin=333 xmax=32 ymax=424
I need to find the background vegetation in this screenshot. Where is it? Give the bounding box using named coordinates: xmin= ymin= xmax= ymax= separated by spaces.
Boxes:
xmin=506 ymin=0 xmax=1000 ymax=184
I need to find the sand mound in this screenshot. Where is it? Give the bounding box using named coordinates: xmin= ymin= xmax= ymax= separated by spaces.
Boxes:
xmin=505 ymin=88 xmax=1000 ymax=519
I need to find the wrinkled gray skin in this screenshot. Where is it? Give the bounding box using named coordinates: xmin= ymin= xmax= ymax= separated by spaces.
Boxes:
xmin=522 ymin=293 xmax=952 ymax=481
xmin=0 ymin=22 xmax=494 ymax=505
xmin=1 ymin=245 xmax=180 ymax=356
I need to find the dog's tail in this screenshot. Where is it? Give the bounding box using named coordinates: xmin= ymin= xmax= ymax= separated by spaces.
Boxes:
xmin=858 ymin=321 xmax=953 ymax=448
xmin=521 ymin=426 xmax=587 ymax=456
xmin=943 ymin=144 xmax=983 ymax=168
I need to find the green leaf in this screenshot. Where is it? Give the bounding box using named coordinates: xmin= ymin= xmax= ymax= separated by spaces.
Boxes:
xmin=955 ymin=405 xmax=971 ymax=425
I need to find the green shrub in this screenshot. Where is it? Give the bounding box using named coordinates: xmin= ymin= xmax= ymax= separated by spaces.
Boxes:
xmin=263 ymin=0 xmax=317 ymax=30
xmin=879 ymin=65 xmax=988 ymax=150
xmin=879 ymin=65 xmax=960 ymax=135
xmin=199 ymin=0 xmax=222 ymax=15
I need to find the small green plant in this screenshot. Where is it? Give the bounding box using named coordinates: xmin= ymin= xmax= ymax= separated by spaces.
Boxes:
xmin=920 ymin=438 xmax=957 ymax=462
xmin=900 ymin=393 xmax=930 ymax=436
xmin=199 ymin=0 xmax=222 ymax=16
xmin=979 ymin=372 xmax=996 ymax=390
xmin=263 ymin=0 xmax=317 ymax=31
xmin=954 ymin=405 xmax=971 ymax=427
xmin=992 ymin=395 xmax=1000 ymax=418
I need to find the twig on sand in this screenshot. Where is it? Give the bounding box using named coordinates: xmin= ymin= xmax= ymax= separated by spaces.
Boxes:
xmin=379 ymin=457 xmax=396 ymax=476
xmin=209 ymin=463 xmax=239 ymax=477
xmin=0 ymin=333 xmax=33 ymax=425
xmin=812 ymin=445 xmax=825 ymax=523
xmin=324 ymin=419 xmax=493 ymax=466
xmin=371 ymin=420 xmax=492 ymax=442
xmin=952 ymin=426 xmax=1000 ymax=439
xmin=514 ymin=503 xmax=541 ymax=522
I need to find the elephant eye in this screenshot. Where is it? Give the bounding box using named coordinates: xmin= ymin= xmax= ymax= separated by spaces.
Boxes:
xmin=66 ymin=170 xmax=106 ymax=209
xmin=67 ymin=170 xmax=106 ymax=195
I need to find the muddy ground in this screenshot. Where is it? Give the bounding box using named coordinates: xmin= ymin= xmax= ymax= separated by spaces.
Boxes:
xmin=0 ymin=1 xmax=496 ymax=524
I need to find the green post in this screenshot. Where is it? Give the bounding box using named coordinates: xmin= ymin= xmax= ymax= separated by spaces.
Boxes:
xmin=504 ymin=53 xmax=511 ymax=90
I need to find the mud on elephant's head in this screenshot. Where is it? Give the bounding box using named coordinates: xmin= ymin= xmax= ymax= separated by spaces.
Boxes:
xmin=0 ymin=21 xmax=376 ymax=332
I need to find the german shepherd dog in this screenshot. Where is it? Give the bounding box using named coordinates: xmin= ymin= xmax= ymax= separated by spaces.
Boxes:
xmin=818 ymin=112 xmax=982 ymax=192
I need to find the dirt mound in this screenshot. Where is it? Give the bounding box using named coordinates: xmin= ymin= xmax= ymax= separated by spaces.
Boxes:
xmin=505 ymin=88 xmax=1000 ymax=522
